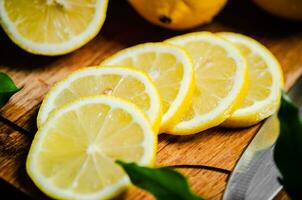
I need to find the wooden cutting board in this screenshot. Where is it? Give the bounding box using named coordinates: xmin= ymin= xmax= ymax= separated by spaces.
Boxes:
xmin=0 ymin=0 xmax=301 ymax=199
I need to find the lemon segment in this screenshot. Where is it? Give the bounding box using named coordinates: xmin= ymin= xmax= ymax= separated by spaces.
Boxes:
xmin=27 ymin=96 xmax=157 ymax=200
xmin=102 ymin=43 xmax=195 ymax=132
xmin=0 ymin=0 xmax=108 ymax=55
xmin=37 ymin=67 xmax=162 ymax=132
xmin=165 ymin=32 xmax=248 ymax=134
xmin=218 ymin=32 xmax=284 ymax=127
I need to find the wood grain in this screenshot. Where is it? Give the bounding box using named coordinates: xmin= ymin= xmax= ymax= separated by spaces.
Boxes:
xmin=0 ymin=122 xmax=46 ymax=199
xmin=122 ymin=168 xmax=228 ymax=200
xmin=156 ymin=126 xmax=259 ymax=171
xmin=0 ymin=0 xmax=300 ymax=199
xmin=274 ymin=190 xmax=289 ymax=200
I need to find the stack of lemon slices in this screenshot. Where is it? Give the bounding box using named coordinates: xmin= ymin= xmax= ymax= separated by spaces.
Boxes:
xmin=27 ymin=32 xmax=283 ymax=200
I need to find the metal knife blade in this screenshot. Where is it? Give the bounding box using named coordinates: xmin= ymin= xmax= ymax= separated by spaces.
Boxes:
xmin=223 ymin=75 xmax=302 ymax=200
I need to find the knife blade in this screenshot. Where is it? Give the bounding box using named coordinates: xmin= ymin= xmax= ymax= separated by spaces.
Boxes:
xmin=223 ymin=75 xmax=302 ymax=200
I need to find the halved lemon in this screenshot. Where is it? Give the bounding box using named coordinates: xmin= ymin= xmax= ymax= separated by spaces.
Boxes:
xmin=218 ymin=32 xmax=284 ymax=127
xmin=0 ymin=0 xmax=108 ymax=55
xmin=102 ymin=43 xmax=195 ymax=132
xmin=165 ymin=32 xmax=248 ymax=134
xmin=37 ymin=66 xmax=162 ymax=131
xmin=27 ymin=96 xmax=157 ymax=200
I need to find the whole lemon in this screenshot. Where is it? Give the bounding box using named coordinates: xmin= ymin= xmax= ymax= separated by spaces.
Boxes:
xmin=128 ymin=0 xmax=228 ymax=30
xmin=253 ymin=0 xmax=302 ymax=20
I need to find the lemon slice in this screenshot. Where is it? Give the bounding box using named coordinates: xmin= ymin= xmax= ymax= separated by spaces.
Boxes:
xmin=27 ymin=96 xmax=157 ymax=200
xmin=0 ymin=0 xmax=108 ymax=55
xmin=102 ymin=43 xmax=195 ymax=132
xmin=165 ymin=32 xmax=248 ymax=134
xmin=218 ymin=32 xmax=284 ymax=127
xmin=37 ymin=66 xmax=162 ymax=131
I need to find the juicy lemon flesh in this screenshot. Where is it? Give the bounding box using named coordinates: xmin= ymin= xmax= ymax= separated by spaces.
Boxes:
xmin=52 ymin=74 xmax=150 ymax=122
xmin=106 ymin=52 xmax=183 ymax=117
xmin=234 ymin=44 xmax=273 ymax=109
xmin=178 ymin=41 xmax=236 ymax=122
xmin=36 ymin=104 xmax=145 ymax=194
xmin=4 ymin=0 xmax=96 ymax=43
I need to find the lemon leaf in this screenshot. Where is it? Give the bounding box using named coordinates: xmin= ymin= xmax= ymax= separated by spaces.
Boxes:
xmin=116 ymin=161 xmax=203 ymax=200
xmin=0 ymin=72 xmax=20 ymax=108
xmin=274 ymin=92 xmax=302 ymax=199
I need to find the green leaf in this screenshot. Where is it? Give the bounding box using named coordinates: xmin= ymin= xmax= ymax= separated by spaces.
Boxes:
xmin=274 ymin=92 xmax=302 ymax=199
xmin=0 ymin=72 xmax=20 ymax=108
xmin=116 ymin=161 xmax=203 ymax=200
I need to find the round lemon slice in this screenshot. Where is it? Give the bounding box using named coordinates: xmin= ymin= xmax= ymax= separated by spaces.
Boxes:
xmin=165 ymin=32 xmax=248 ymax=134
xmin=37 ymin=67 xmax=162 ymax=131
xmin=0 ymin=0 xmax=108 ymax=55
xmin=218 ymin=32 xmax=284 ymax=127
xmin=27 ymin=96 xmax=157 ymax=200
xmin=102 ymin=43 xmax=195 ymax=132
